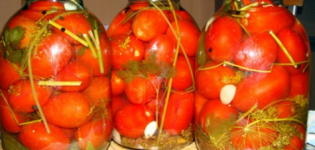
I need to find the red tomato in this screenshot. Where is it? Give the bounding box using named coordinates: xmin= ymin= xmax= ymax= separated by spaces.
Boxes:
xmin=159 ymin=91 xmax=194 ymax=135
xmin=199 ymin=99 xmax=238 ymax=133
xmin=0 ymin=90 xmax=26 ymax=133
xmin=234 ymin=32 xmax=278 ymax=70
xmin=6 ymin=13 xmax=36 ymax=49
xmin=125 ymin=76 xmax=161 ymax=104
xmin=28 ymin=1 xmax=65 ymax=11
xmin=110 ymin=34 xmax=145 ymax=70
xmin=205 ymin=16 xmax=242 ymax=62
xmin=288 ymin=71 xmax=310 ymax=98
xmin=114 ymin=103 xmax=154 ymax=138
xmin=171 ymin=55 xmax=194 ymax=90
xmin=19 ymin=122 xmax=70 ymax=150
xmin=111 ymin=96 xmax=130 ymax=116
xmin=129 ymin=1 xmax=149 ymax=10
xmin=232 ymin=66 xmax=290 ymax=112
xmin=168 ymin=10 xmax=195 ymax=23
xmin=61 ymin=127 xmax=76 ymax=139
xmin=166 ymin=19 xmax=200 ymax=56
xmin=8 ymin=80 xmax=52 ymax=113
xmin=196 ymin=61 xmax=237 ymax=99
xmin=107 ymin=9 xmax=132 ymax=37
xmin=292 ymin=19 xmax=311 ymax=54
xmin=274 ymin=101 xmax=296 ymax=118
xmin=27 ymin=33 xmax=73 ymax=78
xmin=242 ymin=0 xmax=273 ymax=5
xmin=53 ymin=13 xmax=92 ymax=45
xmin=42 ymin=92 xmax=93 ymax=128
xmin=194 ymin=92 xmax=208 ymax=124
xmin=19 ymin=10 xmax=46 ymax=20
xmin=55 ymin=61 xmax=93 ymax=92
xmin=110 ymin=70 xmax=126 ymax=96
xmin=82 ymin=76 xmax=110 ymax=106
xmin=132 ymin=9 xmax=168 ymax=41
xmin=145 ymin=34 xmax=175 ymax=65
xmin=146 ymin=89 xmax=164 ymax=117
xmin=283 ymin=124 xmax=306 ymax=150
xmin=75 ymin=117 xmax=113 ymax=150
xmin=0 ymin=56 xmax=20 ymax=89
xmin=241 ymin=5 xmax=295 ymax=34
xmin=276 ymin=28 xmax=308 ymax=75
xmin=75 ymin=33 xmax=111 ymax=76
xmin=230 ymin=118 xmax=278 ymax=149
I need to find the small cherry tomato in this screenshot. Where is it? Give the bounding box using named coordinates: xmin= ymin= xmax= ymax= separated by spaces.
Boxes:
xmin=114 ymin=103 xmax=154 ymax=138
xmin=283 ymin=124 xmax=306 ymax=150
xmin=194 ymin=92 xmax=209 ymax=124
xmin=171 ymin=55 xmax=194 ymax=90
xmin=82 ymin=76 xmax=110 ymax=106
xmin=288 ymin=71 xmax=310 ymax=98
xmin=42 ymin=92 xmax=93 ymax=128
xmin=168 ymin=10 xmax=195 ymax=23
xmin=111 ymin=70 xmax=126 ymax=96
xmin=273 ymin=101 xmax=296 ymax=118
xmin=28 ymin=1 xmax=65 ymax=11
xmin=107 ymin=9 xmax=132 ymax=37
xmin=0 ymin=56 xmax=20 ymax=89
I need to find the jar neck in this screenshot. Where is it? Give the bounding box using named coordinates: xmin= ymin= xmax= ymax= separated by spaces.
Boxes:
xmin=23 ymin=0 xmax=85 ymax=10
xmin=128 ymin=0 xmax=181 ymax=9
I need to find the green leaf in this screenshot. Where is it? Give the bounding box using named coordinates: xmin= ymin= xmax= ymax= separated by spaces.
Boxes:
xmin=1 ymin=130 xmax=29 ymax=150
xmin=116 ymin=69 xmax=137 ymax=84
xmin=9 ymin=26 xmax=26 ymax=49
xmin=7 ymin=50 xmax=23 ymax=63
xmin=205 ymin=113 xmax=236 ymax=139
xmin=77 ymin=47 xmax=87 ymax=57
xmin=85 ymin=140 xmax=96 ymax=150
xmin=159 ymin=61 xmax=176 ymax=79
xmin=142 ymin=54 xmax=161 ymax=76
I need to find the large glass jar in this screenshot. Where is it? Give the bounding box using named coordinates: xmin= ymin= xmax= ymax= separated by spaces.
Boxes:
xmin=0 ymin=0 xmax=112 ymax=150
xmin=107 ymin=0 xmax=200 ymax=149
xmin=195 ymin=0 xmax=311 ymax=149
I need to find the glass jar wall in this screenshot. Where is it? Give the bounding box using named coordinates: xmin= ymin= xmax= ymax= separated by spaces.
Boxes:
xmin=107 ymin=0 xmax=200 ymax=149
xmin=0 ymin=0 xmax=112 ymax=150
xmin=195 ymin=0 xmax=310 ymax=149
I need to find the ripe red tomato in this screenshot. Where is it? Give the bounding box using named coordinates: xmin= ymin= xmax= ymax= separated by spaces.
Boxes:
xmin=288 ymin=71 xmax=310 ymax=98
xmin=194 ymin=92 xmax=209 ymax=124
xmin=274 ymin=101 xmax=296 ymax=118
xmin=242 ymin=0 xmax=273 ymax=5
xmin=132 ymin=9 xmax=168 ymax=41
xmin=168 ymin=10 xmax=195 ymax=23
xmin=0 ymin=56 xmax=20 ymax=89
xmin=107 ymin=9 xmax=132 ymax=37
xmin=230 ymin=118 xmax=278 ymax=149
xmin=110 ymin=70 xmax=126 ymax=96
xmin=145 ymin=34 xmax=175 ymax=65
xmin=166 ymin=19 xmax=200 ymax=56
xmin=53 ymin=13 xmax=92 ymax=45
xmin=27 ymin=33 xmax=73 ymax=78
xmin=292 ymin=19 xmax=311 ymax=54
xmin=28 ymin=1 xmax=65 ymax=11
xmin=19 ymin=10 xmax=46 ymax=20
xmin=75 ymin=117 xmax=113 ymax=150
xmin=125 ymin=76 xmax=160 ymax=104
xmin=111 ymin=96 xmax=130 ymax=116
xmin=196 ymin=61 xmax=236 ymax=99
xmin=205 ymin=16 xmax=243 ymax=62
xmin=54 ymin=61 xmax=93 ymax=92
xmin=283 ymin=124 xmax=306 ymax=150
xmin=42 ymin=92 xmax=93 ymax=128
xmin=171 ymin=55 xmax=194 ymax=90
xmin=234 ymin=32 xmax=278 ymax=71
xmin=159 ymin=91 xmax=194 ymax=135
xmin=8 ymin=80 xmax=52 ymax=113
xmin=19 ymin=122 xmax=70 ymax=150
xmin=199 ymin=99 xmax=238 ymax=133
xmin=241 ymin=5 xmax=295 ymax=34
xmin=110 ymin=34 xmax=145 ymax=70
xmin=114 ymin=103 xmax=154 ymax=138
xmin=276 ymin=28 xmax=308 ymax=75
xmin=82 ymin=76 xmax=110 ymax=106
xmin=232 ymin=66 xmax=290 ymax=112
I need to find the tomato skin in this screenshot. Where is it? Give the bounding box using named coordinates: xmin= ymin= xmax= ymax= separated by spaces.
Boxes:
xmin=110 ymin=34 xmax=145 ymax=70
xmin=274 ymin=101 xmax=296 ymax=118
xmin=168 ymin=10 xmax=195 ymax=23
xmin=194 ymin=92 xmax=209 ymax=124
xmin=232 ymin=66 xmax=290 ymax=112
xmin=166 ymin=19 xmax=200 ymax=56
xmin=27 ymin=33 xmax=73 ymax=78
xmin=55 ymin=61 xmax=93 ymax=92
xmin=125 ymin=76 xmax=160 ymax=104
xmin=276 ymin=28 xmax=308 ymax=75
xmin=82 ymin=76 xmax=110 ymax=106
xmin=205 ymin=16 xmax=242 ymax=62
xmin=75 ymin=117 xmax=113 ymax=150
xmin=196 ymin=61 xmax=236 ymax=99
xmin=132 ymin=9 xmax=168 ymax=41
xmin=107 ymin=9 xmax=132 ymax=37
xmin=110 ymin=70 xmax=126 ymax=96
xmin=129 ymin=2 xmax=149 ymax=11
xmin=0 ymin=56 xmax=20 ymax=89
xmin=234 ymin=32 xmax=278 ymax=71
xmin=111 ymin=96 xmax=130 ymax=116
xmin=159 ymin=91 xmax=194 ymax=135
xmin=145 ymin=34 xmax=176 ymax=65
xmin=283 ymin=124 xmax=306 ymax=150
xmin=42 ymin=92 xmax=93 ymax=128
xmin=114 ymin=103 xmax=154 ymax=138
xmin=19 ymin=122 xmax=70 ymax=150
xmin=199 ymin=99 xmax=238 ymax=133
xmin=288 ymin=71 xmax=310 ymax=98
xmin=241 ymin=5 xmax=295 ymax=34
xmin=28 ymin=1 xmax=65 ymax=11
xmin=171 ymin=55 xmax=194 ymax=90
xmin=292 ymin=19 xmax=311 ymax=54
xmin=8 ymin=80 xmax=52 ymax=113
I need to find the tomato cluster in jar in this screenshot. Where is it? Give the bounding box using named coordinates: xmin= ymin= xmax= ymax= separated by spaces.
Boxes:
xmin=195 ymin=0 xmax=310 ymax=150
xmin=0 ymin=1 xmax=112 ymax=150
xmin=107 ymin=0 xmax=200 ymax=149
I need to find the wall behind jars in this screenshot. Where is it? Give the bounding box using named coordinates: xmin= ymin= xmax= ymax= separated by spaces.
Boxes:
xmin=0 ymin=0 xmax=215 ymax=31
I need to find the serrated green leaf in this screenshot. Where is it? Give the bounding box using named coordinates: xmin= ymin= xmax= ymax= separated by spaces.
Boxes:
xmin=85 ymin=140 xmax=96 ymax=150
xmin=7 ymin=50 xmax=23 ymax=63
xmin=159 ymin=61 xmax=176 ymax=79
xmin=205 ymin=113 xmax=236 ymax=139
xmin=77 ymin=47 xmax=87 ymax=57
xmin=122 ymin=60 xmax=141 ymax=75
xmin=9 ymin=26 xmax=26 ymax=49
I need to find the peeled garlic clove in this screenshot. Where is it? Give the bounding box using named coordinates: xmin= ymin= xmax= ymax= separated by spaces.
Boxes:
xmin=144 ymin=121 xmax=157 ymax=139
xmin=112 ymin=128 xmax=121 ymax=144
xmin=220 ymin=84 xmax=236 ymax=105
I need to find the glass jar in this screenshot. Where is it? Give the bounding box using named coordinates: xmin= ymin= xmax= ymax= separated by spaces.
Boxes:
xmin=108 ymin=0 xmax=199 ymax=149
xmin=0 ymin=0 xmax=112 ymax=150
xmin=195 ymin=0 xmax=310 ymax=149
